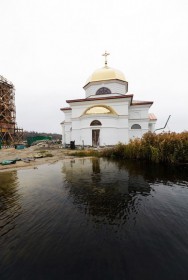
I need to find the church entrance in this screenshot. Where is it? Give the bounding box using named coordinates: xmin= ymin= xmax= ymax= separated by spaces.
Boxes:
xmin=92 ymin=129 xmax=100 ymax=147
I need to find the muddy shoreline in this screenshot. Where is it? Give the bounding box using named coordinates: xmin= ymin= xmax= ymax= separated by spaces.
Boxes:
xmin=0 ymin=146 xmax=76 ymax=172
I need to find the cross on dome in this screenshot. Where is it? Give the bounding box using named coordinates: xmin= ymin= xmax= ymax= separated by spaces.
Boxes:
xmin=102 ymin=51 xmax=110 ymax=67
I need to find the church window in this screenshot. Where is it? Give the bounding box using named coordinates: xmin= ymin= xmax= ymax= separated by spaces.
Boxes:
xmin=85 ymin=106 xmax=111 ymax=114
xmin=96 ymin=87 xmax=111 ymax=95
xmin=131 ymin=124 xmax=141 ymax=129
xmin=90 ymin=120 xmax=102 ymax=126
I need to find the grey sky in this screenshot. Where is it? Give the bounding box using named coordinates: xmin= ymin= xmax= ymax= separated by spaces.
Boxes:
xmin=1 ymin=0 xmax=188 ymax=133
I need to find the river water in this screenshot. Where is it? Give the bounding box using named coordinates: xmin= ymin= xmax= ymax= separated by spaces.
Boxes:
xmin=0 ymin=158 xmax=188 ymax=280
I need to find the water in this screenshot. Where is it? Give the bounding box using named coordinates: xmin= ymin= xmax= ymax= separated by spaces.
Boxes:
xmin=0 ymin=158 xmax=188 ymax=280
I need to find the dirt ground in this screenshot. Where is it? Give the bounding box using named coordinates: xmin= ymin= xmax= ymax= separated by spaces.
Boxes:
xmin=0 ymin=145 xmax=75 ymax=172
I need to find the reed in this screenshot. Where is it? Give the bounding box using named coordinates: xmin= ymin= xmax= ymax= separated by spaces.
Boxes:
xmin=101 ymin=131 xmax=188 ymax=165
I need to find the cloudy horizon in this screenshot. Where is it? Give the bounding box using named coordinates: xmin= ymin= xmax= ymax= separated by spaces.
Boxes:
xmin=1 ymin=0 xmax=188 ymax=134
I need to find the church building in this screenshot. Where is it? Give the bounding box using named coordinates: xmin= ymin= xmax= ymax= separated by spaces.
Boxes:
xmin=61 ymin=52 xmax=157 ymax=147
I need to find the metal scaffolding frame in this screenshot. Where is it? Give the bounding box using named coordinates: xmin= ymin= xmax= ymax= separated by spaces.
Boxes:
xmin=0 ymin=75 xmax=23 ymax=145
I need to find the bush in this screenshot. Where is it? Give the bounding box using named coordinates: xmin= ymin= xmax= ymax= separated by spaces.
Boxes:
xmin=100 ymin=131 xmax=188 ymax=165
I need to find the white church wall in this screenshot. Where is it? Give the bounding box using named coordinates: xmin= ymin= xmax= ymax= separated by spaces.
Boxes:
xmin=62 ymin=101 xmax=154 ymax=145
xmin=71 ymin=128 xmax=83 ymax=145
xmin=129 ymin=129 xmax=142 ymax=140
xmin=63 ymin=111 xmax=72 ymax=122
xmin=71 ymin=126 xmax=93 ymax=146
xmin=69 ymin=98 xmax=130 ymax=118
xmin=62 ymin=122 xmax=71 ymax=145
xmin=95 ymin=127 xmax=129 ymax=146
xmin=129 ymin=120 xmax=149 ymax=130
xmin=100 ymin=127 xmax=118 ymax=145
xmin=71 ymin=118 xmax=81 ymax=144
xmin=75 ymin=127 xmax=124 ymax=146
xmin=61 ymin=124 xmax=64 ymax=144
xmin=129 ymin=119 xmax=149 ymax=140
xmin=80 ymin=128 xmax=91 ymax=145
xmin=129 ymin=111 xmax=141 ymax=119
xmin=79 ymin=115 xmax=128 ymax=130
xmin=140 ymin=110 xmax=149 ymax=119
xmin=70 ymin=114 xmax=129 ymax=146
xmin=129 ymin=107 xmax=151 ymax=129
xmin=111 ymin=102 xmax=129 ymax=115
xmin=148 ymin=122 xmax=156 ymax=132
xmin=85 ymin=81 xmax=127 ymax=98
xmin=117 ymin=128 xmax=129 ymax=144
xmin=129 ymin=105 xmax=151 ymax=140
xmin=69 ymin=105 xmax=83 ymax=118
xmin=129 ymin=105 xmax=152 ymax=119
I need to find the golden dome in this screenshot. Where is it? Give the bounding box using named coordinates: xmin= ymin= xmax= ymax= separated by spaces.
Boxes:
xmin=85 ymin=66 xmax=126 ymax=86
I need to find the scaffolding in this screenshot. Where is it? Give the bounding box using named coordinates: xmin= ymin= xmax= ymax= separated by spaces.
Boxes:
xmin=0 ymin=75 xmax=23 ymax=145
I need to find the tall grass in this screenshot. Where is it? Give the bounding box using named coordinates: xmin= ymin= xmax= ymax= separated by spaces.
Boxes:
xmin=101 ymin=131 xmax=188 ymax=165
xmin=70 ymin=149 xmax=100 ymax=157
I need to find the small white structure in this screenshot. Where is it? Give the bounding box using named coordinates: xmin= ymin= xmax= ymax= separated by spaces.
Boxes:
xmin=61 ymin=52 xmax=157 ymax=147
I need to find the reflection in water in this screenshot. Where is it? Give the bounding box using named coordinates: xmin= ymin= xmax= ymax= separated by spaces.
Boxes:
xmin=92 ymin=158 xmax=100 ymax=174
xmin=114 ymin=159 xmax=188 ymax=186
xmin=62 ymin=158 xmax=151 ymax=225
xmin=0 ymin=171 xmax=21 ymax=237
xmin=91 ymin=158 xmax=101 ymax=184
xmin=0 ymin=159 xmax=188 ymax=280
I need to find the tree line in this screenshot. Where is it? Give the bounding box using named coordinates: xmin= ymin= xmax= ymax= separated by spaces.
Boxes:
xmin=23 ymin=131 xmax=62 ymax=141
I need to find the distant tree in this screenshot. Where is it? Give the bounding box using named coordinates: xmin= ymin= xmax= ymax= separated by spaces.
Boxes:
xmin=23 ymin=131 xmax=62 ymax=141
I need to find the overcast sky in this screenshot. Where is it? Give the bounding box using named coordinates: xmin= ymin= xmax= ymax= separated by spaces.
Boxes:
xmin=1 ymin=0 xmax=188 ymax=133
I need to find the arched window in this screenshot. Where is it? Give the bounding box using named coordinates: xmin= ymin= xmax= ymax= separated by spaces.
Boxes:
xmin=90 ymin=120 xmax=102 ymax=126
xmin=96 ymin=87 xmax=111 ymax=95
xmin=84 ymin=105 xmax=116 ymax=115
xmin=131 ymin=124 xmax=141 ymax=129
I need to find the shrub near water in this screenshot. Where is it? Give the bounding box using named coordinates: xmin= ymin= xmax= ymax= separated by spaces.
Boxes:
xmin=101 ymin=131 xmax=188 ymax=165
xmin=70 ymin=149 xmax=99 ymax=157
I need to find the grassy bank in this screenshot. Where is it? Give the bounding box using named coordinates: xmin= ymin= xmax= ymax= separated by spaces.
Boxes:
xmin=101 ymin=131 xmax=188 ymax=165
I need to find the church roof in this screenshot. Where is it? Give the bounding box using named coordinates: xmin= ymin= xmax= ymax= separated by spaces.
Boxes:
xmin=149 ymin=113 xmax=157 ymax=120
xmin=84 ymin=66 xmax=126 ymax=87
xmin=66 ymin=94 xmax=133 ymax=104
xmin=65 ymin=95 xmax=154 ymax=107
xmin=131 ymin=100 xmax=153 ymax=106
xmin=60 ymin=107 xmax=72 ymax=111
